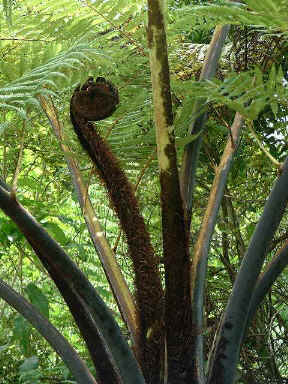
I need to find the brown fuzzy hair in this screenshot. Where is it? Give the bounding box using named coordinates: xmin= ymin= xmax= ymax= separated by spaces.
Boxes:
xmin=70 ymin=77 xmax=164 ymax=383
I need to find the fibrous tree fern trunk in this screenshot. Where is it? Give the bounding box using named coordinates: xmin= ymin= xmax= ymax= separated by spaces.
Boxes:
xmin=147 ymin=1 xmax=193 ymax=382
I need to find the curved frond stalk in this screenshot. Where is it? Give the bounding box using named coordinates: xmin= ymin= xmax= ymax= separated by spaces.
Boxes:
xmin=0 ymin=278 xmax=97 ymax=384
xmin=190 ymin=112 xmax=244 ymax=384
xmin=207 ymin=156 xmax=288 ymax=384
xmin=247 ymin=241 xmax=288 ymax=328
xmin=0 ymin=185 xmax=145 ymax=384
xmin=39 ymin=95 xmax=138 ymax=346
xmin=70 ymin=88 xmax=164 ymax=383
xmin=180 ymin=24 xmax=230 ymax=230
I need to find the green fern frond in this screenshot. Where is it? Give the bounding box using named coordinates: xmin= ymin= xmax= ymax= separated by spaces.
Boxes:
xmin=2 ymin=0 xmax=12 ymax=25
xmin=176 ymin=65 xmax=286 ymax=121
xmin=0 ymin=103 xmax=26 ymax=118
xmin=0 ymin=41 xmax=102 ymax=117
xmin=188 ymin=0 xmax=288 ymax=32
xmin=1 ymin=0 xmax=145 ymax=45
xmin=0 ymin=121 xmax=11 ymax=133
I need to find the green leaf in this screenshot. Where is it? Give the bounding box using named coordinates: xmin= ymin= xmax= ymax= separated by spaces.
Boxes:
xmin=270 ymin=102 xmax=278 ymax=117
xmin=19 ymin=356 xmax=40 ymax=384
xmin=246 ymin=223 xmax=256 ymax=241
xmin=42 ymin=222 xmax=68 ymax=245
xmin=25 ymin=283 xmax=49 ymax=319
xmin=13 ymin=316 xmax=32 ymax=356
xmin=19 ymin=356 xmax=39 ymax=372
xmin=176 ymin=130 xmax=203 ymax=147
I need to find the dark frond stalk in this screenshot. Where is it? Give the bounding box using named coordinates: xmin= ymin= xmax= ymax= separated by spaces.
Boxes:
xmin=1 ymin=200 xmax=118 ymax=384
xmin=207 ymin=156 xmax=288 ymax=384
xmin=180 ymin=25 xmax=231 ymax=230
xmin=70 ymin=110 xmax=164 ymax=383
xmin=0 ymin=278 xmax=97 ymax=384
xmin=40 ymin=96 xmax=138 ymax=346
xmin=246 ymin=241 xmax=288 ymax=328
xmin=190 ymin=112 xmax=243 ymax=384
xmin=36 ymin=266 xmax=119 ymax=384
xmin=146 ymin=1 xmax=192 ymax=382
xmin=0 ymin=185 xmax=145 ymax=384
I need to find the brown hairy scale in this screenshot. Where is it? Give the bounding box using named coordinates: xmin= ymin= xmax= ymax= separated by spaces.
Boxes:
xmin=70 ymin=77 xmax=164 ymax=383
xmin=71 ymin=77 xmax=119 ymax=121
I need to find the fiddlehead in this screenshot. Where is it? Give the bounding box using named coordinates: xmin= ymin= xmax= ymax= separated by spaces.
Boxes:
xmin=70 ymin=77 xmax=164 ymax=383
